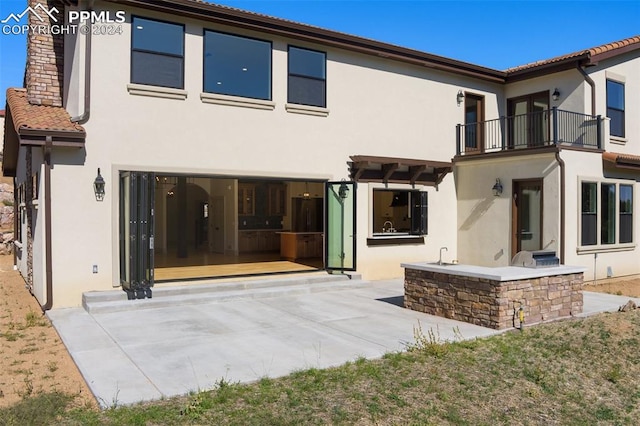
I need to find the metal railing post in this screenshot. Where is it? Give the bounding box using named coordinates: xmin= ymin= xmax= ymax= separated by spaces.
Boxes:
xmin=456 ymin=124 xmax=461 ymax=156
xmin=552 ymin=107 xmax=558 ymax=145
xmin=596 ymin=115 xmax=602 ymax=149
xmin=500 ymin=116 xmax=506 ymax=150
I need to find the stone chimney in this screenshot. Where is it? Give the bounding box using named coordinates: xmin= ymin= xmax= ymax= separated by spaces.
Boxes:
xmin=25 ymin=0 xmax=65 ymax=107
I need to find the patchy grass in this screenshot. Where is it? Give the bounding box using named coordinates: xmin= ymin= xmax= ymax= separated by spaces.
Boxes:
xmin=2 ymin=309 xmax=639 ymax=425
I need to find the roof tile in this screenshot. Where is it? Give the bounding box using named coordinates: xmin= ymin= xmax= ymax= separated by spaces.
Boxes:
xmin=506 ymin=35 xmax=640 ymax=73
xmin=5 ymin=88 xmax=85 ymax=134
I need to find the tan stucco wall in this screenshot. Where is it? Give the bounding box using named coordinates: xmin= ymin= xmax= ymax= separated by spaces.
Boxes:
xmin=562 ymin=149 xmax=639 ymax=280
xmin=43 ymin=4 xmax=506 ymax=307
xmin=0 ymin=115 xmax=4 ymax=154
xmin=586 ymin=51 xmax=640 ymax=155
xmin=31 ymin=3 xmax=639 ymax=308
xmin=455 ymin=153 xmax=560 ymax=267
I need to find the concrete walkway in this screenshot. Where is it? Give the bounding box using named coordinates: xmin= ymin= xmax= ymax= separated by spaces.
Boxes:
xmin=48 ymin=278 xmax=639 ymax=408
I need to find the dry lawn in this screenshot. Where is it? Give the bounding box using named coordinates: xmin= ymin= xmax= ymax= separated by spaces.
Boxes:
xmin=0 ymin=254 xmax=96 ymax=409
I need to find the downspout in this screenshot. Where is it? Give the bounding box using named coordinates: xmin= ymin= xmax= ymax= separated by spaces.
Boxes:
xmin=554 ymin=150 xmax=565 ymax=265
xmin=70 ymin=3 xmax=92 ymax=124
xmin=42 ymin=137 xmax=53 ymax=311
xmin=577 ymin=64 xmax=595 ymax=116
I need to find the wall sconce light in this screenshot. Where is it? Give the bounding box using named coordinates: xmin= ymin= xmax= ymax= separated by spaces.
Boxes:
xmin=94 ymin=168 xmax=105 ymax=201
xmin=492 ymin=178 xmax=503 ymax=197
xmin=552 ymin=88 xmax=560 ymax=101
xmin=456 ymin=90 xmax=465 ymax=106
xmin=338 ymin=181 xmax=350 ymax=199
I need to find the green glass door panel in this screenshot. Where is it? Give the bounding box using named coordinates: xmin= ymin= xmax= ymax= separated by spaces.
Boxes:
xmin=325 ymin=181 xmax=356 ymax=271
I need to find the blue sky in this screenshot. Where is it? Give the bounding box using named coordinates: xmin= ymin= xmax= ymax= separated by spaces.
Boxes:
xmin=1 ymin=0 xmax=639 ymax=107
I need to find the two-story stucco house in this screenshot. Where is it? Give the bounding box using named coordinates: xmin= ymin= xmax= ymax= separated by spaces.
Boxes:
xmin=2 ymin=0 xmax=639 ymax=310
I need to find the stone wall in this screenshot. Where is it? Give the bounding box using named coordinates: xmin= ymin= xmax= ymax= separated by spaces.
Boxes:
xmin=404 ymin=268 xmax=584 ymax=330
xmin=26 ymin=0 xmax=65 ymax=106
xmin=0 ymin=182 xmax=14 ymax=255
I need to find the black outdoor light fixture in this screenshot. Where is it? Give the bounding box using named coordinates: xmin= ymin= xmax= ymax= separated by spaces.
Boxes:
xmin=456 ymin=90 xmax=465 ymax=106
xmin=94 ymin=168 xmax=105 ymax=201
xmin=492 ymin=178 xmax=503 ymax=197
xmin=552 ymin=88 xmax=560 ymax=101
xmin=338 ymin=181 xmax=350 ymax=200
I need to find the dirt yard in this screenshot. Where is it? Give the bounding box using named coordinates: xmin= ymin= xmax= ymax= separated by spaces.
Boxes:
xmin=0 ymin=251 xmax=639 ymax=410
xmin=0 ymin=254 xmax=96 ymax=408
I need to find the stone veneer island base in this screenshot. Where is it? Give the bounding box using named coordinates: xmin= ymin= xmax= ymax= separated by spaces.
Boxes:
xmin=402 ymin=262 xmax=586 ymax=330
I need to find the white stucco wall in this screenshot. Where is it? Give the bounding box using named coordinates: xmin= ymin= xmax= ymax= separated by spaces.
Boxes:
xmin=0 ymin=114 xmax=4 ymax=154
xmin=456 ymin=153 xmax=560 ymax=266
xmin=586 ymin=51 xmax=640 ymax=155
xmin=562 ymin=149 xmax=639 ymax=280
xmin=44 ymin=4 xmax=505 ymax=307
xmin=39 ymin=3 xmax=640 ymax=308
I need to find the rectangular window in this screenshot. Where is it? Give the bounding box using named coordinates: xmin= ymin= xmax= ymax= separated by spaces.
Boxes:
xmin=288 ymin=46 xmax=326 ymax=107
xmin=203 ymin=31 xmax=272 ymax=100
xmin=580 ymin=179 xmax=634 ymax=248
xmin=619 ymin=185 xmax=633 ymax=244
xmin=581 ymin=182 xmax=597 ymax=245
xmin=601 ymin=183 xmax=616 ymax=244
xmin=131 ymin=17 xmax=184 ymax=89
xmin=606 ymin=79 xmax=625 ymax=137
xmin=372 ymin=190 xmax=427 ymax=236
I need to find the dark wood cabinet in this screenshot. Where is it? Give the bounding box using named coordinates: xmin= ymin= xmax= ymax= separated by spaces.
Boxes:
xmin=238 ymin=230 xmax=280 ymax=253
xmin=238 ymin=184 xmax=255 ymax=216
xmin=268 ymin=184 xmax=286 ymax=216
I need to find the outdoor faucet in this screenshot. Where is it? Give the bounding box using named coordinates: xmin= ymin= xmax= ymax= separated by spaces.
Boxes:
xmin=439 ymin=247 xmax=448 ymax=265
xmin=383 ymin=220 xmax=395 ymax=233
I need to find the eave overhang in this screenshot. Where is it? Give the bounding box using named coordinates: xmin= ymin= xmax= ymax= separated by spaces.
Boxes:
xmin=2 ymin=89 xmax=85 ymax=177
xmin=603 ymin=151 xmax=640 ymax=171
xmin=108 ymin=0 xmax=506 ymax=83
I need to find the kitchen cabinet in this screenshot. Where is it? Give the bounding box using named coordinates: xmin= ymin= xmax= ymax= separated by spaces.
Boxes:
xmin=238 ymin=230 xmax=280 ymax=253
xmin=268 ymin=184 xmax=286 ymax=215
xmin=238 ymin=183 xmax=255 ymax=216
xmin=280 ymin=232 xmax=323 ymax=261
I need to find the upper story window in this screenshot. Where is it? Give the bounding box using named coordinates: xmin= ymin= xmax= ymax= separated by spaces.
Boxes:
xmin=606 ymin=79 xmax=625 ymax=137
xmin=580 ymin=179 xmax=633 ymax=247
xmin=288 ymin=46 xmax=326 ymax=107
xmin=131 ymin=17 xmax=184 ymax=89
xmin=204 ymin=31 xmax=272 ymax=100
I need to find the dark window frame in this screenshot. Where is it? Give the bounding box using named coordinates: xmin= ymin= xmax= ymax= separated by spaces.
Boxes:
xmin=619 ymin=184 xmax=633 ymax=244
xmin=130 ymin=15 xmax=185 ymax=89
xmin=202 ymin=29 xmax=273 ymax=101
xmin=287 ymin=45 xmax=327 ymax=108
xmin=606 ymin=79 xmax=625 ymax=138
xmin=371 ymin=189 xmax=428 ymax=237
xmin=580 ymin=181 xmax=597 ymax=246
xmin=580 ymin=180 xmax=634 ymax=247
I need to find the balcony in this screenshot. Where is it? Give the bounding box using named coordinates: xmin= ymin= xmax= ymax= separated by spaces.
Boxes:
xmin=456 ymin=108 xmax=602 ymax=156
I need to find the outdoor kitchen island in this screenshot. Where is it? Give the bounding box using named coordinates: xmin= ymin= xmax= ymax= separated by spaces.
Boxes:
xmin=402 ymin=262 xmax=586 ymax=330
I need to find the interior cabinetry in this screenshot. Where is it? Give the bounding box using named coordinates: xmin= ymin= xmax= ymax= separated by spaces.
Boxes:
xmin=280 ymin=233 xmax=323 ymax=261
xmin=268 ymin=184 xmax=286 ymax=215
xmin=238 ymin=183 xmax=255 ymax=216
xmin=238 ymin=230 xmax=280 ymax=253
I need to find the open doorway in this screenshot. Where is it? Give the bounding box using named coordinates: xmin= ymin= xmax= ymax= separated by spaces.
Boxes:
xmin=148 ymin=175 xmax=326 ymax=281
